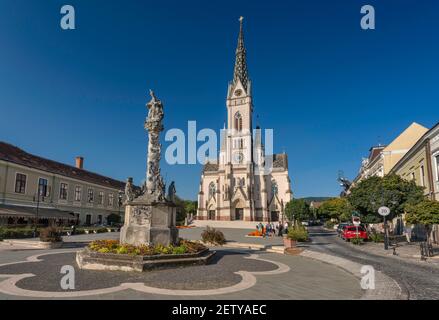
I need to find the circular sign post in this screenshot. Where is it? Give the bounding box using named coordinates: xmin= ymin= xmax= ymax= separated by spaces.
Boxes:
xmin=378 ymin=206 xmax=390 ymax=250
xmin=378 ymin=206 xmax=390 ymax=216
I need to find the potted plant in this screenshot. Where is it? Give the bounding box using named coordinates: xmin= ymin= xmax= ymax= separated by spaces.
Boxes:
xmin=284 ymin=225 xmax=309 ymax=248
xmin=39 ymin=226 xmax=63 ymax=248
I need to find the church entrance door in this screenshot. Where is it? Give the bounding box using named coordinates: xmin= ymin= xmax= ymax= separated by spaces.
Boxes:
xmin=208 ymin=210 xmax=216 ymax=220
xmin=235 ymin=208 xmax=244 ymax=221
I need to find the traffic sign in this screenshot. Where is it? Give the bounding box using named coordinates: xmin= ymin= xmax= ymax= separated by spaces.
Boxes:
xmin=352 ymin=216 xmax=361 ymax=226
xmin=378 ymin=206 xmax=390 ymax=216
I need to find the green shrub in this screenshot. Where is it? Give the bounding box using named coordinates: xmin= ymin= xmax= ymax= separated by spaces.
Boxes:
xmin=324 ymin=221 xmax=335 ymax=229
xmin=39 ymin=226 xmax=63 ymax=243
xmin=88 ymin=239 xmax=205 ymax=256
xmin=0 ymin=227 xmax=38 ymax=239
xmin=201 ymin=226 xmax=226 ymax=246
xmin=172 ymin=245 xmax=187 ymax=255
xmin=96 ymin=227 xmax=108 ymax=234
xmin=369 ymin=232 xmax=384 ymax=243
xmin=73 ymin=228 xmax=86 ymax=235
xmin=287 ymin=225 xmax=309 ymax=242
xmin=350 ymin=236 xmax=363 ymax=245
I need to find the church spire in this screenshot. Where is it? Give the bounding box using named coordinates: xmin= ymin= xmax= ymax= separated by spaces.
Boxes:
xmin=233 ymin=16 xmax=249 ymax=92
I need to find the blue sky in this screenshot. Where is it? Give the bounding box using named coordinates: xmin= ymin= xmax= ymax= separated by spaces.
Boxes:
xmin=0 ymin=0 xmax=438 ymax=200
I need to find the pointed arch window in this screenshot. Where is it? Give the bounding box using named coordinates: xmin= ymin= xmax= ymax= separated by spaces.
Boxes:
xmin=234 ymin=112 xmax=243 ymax=132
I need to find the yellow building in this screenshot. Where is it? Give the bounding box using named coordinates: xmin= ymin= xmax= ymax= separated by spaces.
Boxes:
xmin=354 ymin=122 xmax=428 ymax=183
xmin=391 ymin=122 xmax=439 ymax=200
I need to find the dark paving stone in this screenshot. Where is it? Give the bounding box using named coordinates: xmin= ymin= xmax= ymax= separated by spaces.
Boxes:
xmin=0 ymin=249 xmax=278 ymax=292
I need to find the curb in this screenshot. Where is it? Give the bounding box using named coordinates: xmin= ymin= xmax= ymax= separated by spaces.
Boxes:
xmin=299 ymin=250 xmax=408 ymax=300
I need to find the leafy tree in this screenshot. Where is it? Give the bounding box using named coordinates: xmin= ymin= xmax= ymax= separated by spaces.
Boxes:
xmin=184 ymin=201 xmax=197 ymax=216
xmin=317 ymin=198 xmax=353 ymax=222
xmin=405 ymin=200 xmax=439 ymax=243
xmin=173 ymin=197 xmax=198 ymax=225
xmin=348 ymin=174 xmax=424 ymax=221
xmin=106 ymin=213 xmax=121 ymax=225
xmin=285 ymin=199 xmax=311 ymax=223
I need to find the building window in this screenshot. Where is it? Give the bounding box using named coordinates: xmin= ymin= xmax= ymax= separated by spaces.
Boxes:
xmin=87 ymin=188 xmax=94 ymax=203
xmin=108 ymin=193 xmax=114 ymax=206
xmin=234 ymin=112 xmax=242 ymax=132
xmin=15 ymin=173 xmax=27 ymax=194
xmin=38 ymin=178 xmax=49 ymax=197
xmin=98 ymin=191 xmax=104 ymax=205
xmin=75 ymin=186 xmax=82 ymax=201
xmin=59 ymin=183 xmax=68 ymax=200
xmin=420 ymin=165 xmax=425 ymax=187
xmin=209 ymin=182 xmax=216 ymax=198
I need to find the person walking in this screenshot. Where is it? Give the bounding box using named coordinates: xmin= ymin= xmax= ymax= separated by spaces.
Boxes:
xmin=278 ymin=223 xmax=283 ymax=236
xmin=404 ymin=225 xmax=412 ymax=243
xmin=283 ymin=221 xmax=289 ymax=235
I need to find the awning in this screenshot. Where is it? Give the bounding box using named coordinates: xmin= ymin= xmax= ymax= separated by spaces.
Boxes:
xmin=0 ymin=204 xmax=75 ymax=220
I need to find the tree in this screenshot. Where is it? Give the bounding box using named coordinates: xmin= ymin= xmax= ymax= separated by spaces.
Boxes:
xmin=405 ymin=200 xmax=439 ymax=244
xmin=106 ymin=213 xmax=121 ymax=225
xmin=285 ymin=199 xmax=311 ymax=223
xmin=317 ymin=198 xmax=352 ymax=222
xmin=173 ymin=197 xmax=198 ymax=225
xmin=348 ymin=174 xmax=424 ymax=221
xmin=184 ymin=201 xmax=197 ymax=216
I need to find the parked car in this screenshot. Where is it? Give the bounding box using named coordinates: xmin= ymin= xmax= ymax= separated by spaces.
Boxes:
xmin=341 ymin=226 xmax=368 ymax=241
xmin=336 ymin=223 xmax=351 ymax=237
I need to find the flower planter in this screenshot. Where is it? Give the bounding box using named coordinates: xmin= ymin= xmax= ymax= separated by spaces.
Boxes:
xmin=283 ymin=236 xmax=297 ymax=248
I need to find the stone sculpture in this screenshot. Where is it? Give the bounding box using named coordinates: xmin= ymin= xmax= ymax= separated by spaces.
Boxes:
xmin=120 ymin=90 xmax=178 ymax=246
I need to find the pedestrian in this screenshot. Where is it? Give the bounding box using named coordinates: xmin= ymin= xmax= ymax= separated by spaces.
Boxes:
xmin=278 ymin=223 xmax=283 ymax=236
xmin=404 ymin=225 xmax=412 ymax=243
xmin=283 ymin=221 xmax=289 ymax=235
xmin=266 ymin=223 xmax=271 ymax=237
xmin=70 ymin=224 xmax=76 ymax=236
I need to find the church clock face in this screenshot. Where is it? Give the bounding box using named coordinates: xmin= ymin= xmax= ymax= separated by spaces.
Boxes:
xmin=234 ymin=89 xmax=242 ymax=97
xmin=234 ymin=152 xmax=244 ymax=164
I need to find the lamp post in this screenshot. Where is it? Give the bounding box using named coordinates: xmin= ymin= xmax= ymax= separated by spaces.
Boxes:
xmin=32 ymin=186 xmax=45 ymax=238
xmin=117 ymin=190 xmax=124 ymax=225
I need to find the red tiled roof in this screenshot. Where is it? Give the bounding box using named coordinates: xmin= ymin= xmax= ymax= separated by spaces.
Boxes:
xmin=0 ymin=142 xmax=125 ymax=190
xmin=368 ymin=146 xmax=385 ymax=162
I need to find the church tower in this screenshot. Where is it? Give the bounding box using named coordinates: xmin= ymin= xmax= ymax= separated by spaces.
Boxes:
xmin=197 ymin=17 xmax=293 ymax=223
xmin=224 ymin=17 xmax=253 ymax=166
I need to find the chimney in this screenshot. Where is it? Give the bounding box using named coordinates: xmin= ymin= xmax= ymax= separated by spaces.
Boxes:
xmin=75 ymin=156 xmax=84 ymax=169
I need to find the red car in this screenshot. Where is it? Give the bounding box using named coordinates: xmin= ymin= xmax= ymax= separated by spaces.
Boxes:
xmin=341 ymin=226 xmax=368 ymax=241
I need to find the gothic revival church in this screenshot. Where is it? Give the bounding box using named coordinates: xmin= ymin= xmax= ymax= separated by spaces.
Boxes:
xmin=197 ymin=18 xmax=293 ymax=222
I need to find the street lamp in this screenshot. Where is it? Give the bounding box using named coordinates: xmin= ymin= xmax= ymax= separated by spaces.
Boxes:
xmin=117 ymin=190 xmax=124 ymax=225
xmin=32 ymin=186 xmax=45 ymax=238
